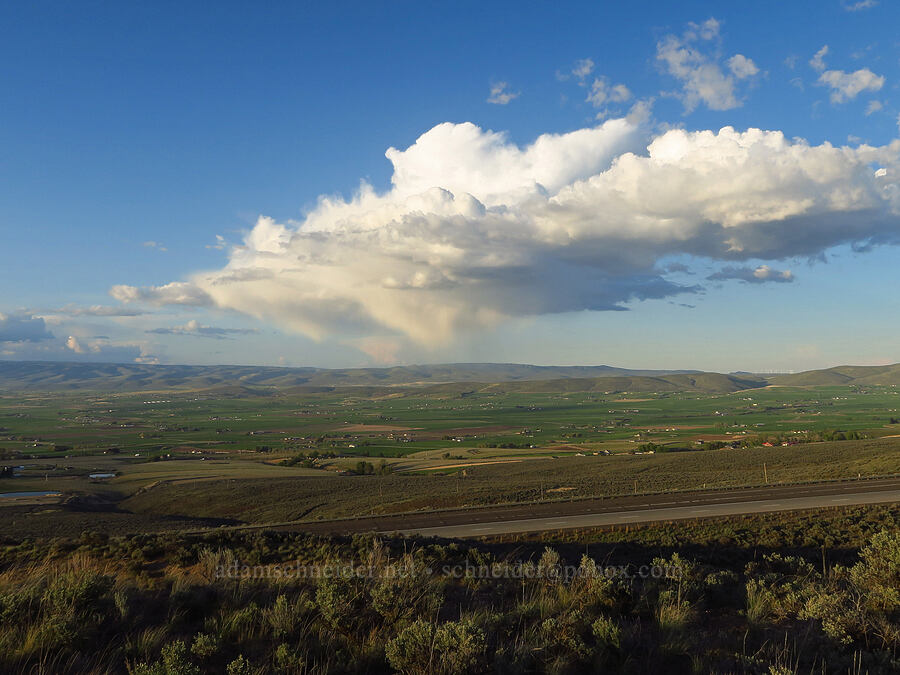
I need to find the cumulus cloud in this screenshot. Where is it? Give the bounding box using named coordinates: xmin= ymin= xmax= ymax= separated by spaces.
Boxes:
xmin=487 ymin=82 xmax=519 ymax=105
xmin=111 ymin=118 xmax=900 ymax=348
xmin=66 ymin=335 xmax=88 ymax=353
xmin=656 ymin=18 xmax=759 ymax=112
xmin=0 ymin=332 xmax=151 ymax=363
xmin=147 ymin=319 xmax=258 ymax=339
xmin=727 ymin=54 xmax=759 ymax=79
xmin=558 ymin=57 xmax=632 ymax=117
xmin=0 ymin=314 xmax=54 ymax=342
xmin=708 ymin=265 xmax=794 ymax=283
xmin=809 ymin=45 xmax=885 ymax=103
xmin=819 ymin=68 xmax=884 ymax=103
xmin=586 ymin=78 xmax=632 ymax=112
xmin=142 ymin=240 xmax=168 ymax=252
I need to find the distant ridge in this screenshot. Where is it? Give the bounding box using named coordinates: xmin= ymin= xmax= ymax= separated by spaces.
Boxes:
xmin=770 ymin=363 xmax=900 ymax=386
xmin=416 ymin=372 xmax=767 ymax=395
xmin=3 ymin=359 xmax=898 ymax=394
xmin=0 ymin=360 xmax=705 ymax=392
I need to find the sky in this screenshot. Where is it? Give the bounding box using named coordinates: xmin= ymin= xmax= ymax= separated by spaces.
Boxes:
xmin=2 ymin=0 xmax=900 ymax=373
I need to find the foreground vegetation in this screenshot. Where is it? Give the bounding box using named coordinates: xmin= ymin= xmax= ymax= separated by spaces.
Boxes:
xmin=0 ymin=506 xmax=896 ymax=674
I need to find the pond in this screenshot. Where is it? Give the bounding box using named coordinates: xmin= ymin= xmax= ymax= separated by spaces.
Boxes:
xmin=89 ymin=473 xmax=116 ymax=479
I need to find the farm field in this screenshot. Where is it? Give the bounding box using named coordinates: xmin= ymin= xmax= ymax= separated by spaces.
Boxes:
xmin=1 ymin=383 xmax=899 ymax=537
xmin=3 ymin=383 xmax=900 ymax=459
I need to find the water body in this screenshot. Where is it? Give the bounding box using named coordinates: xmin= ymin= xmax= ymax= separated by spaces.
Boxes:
xmin=89 ymin=473 xmax=116 ymax=479
xmin=0 ymin=491 xmax=61 ymax=498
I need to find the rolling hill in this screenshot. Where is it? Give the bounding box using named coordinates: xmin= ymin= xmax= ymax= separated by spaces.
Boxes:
xmin=0 ymin=360 xmax=705 ymax=392
xmin=417 ymin=372 xmax=768 ymax=395
xmin=770 ymin=363 xmax=900 ymax=386
xmin=6 ymin=360 xmax=900 ymax=394
xmin=0 ymin=360 xmax=764 ymax=394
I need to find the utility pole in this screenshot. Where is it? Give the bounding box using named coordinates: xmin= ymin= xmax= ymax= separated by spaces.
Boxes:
xmin=764 ymin=462 xmax=768 ymax=485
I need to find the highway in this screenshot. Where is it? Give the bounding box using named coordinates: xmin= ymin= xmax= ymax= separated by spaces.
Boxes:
xmin=387 ymin=487 xmax=900 ymax=538
xmin=278 ymin=477 xmax=900 ymax=538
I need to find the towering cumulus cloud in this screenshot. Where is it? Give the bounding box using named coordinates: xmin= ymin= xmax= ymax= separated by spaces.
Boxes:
xmin=112 ymin=118 xmax=900 ymax=345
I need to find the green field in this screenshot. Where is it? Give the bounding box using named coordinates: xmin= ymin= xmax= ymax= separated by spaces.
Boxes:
xmin=2 ymin=384 xmax=899 ymax=536
xmin=3 ymin=384 xmax=900 ymax=459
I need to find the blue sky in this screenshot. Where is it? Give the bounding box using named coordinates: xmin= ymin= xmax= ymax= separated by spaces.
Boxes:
xmin=2 ymin=0 xmax=899 ymax=372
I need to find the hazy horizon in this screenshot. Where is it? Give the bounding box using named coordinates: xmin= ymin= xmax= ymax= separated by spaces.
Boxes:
xmin=0 ymin=355 xmax=887 ymax=377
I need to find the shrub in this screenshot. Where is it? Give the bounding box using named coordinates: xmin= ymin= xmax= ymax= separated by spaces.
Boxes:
xmin=369 ymin=557 xmax=442 ymax=625
xmin=226 ymin=655 xmax=252 ymax=675
xmin=273 ymin=643 xmax=305 ymax=673
xmin=591 ymin=615 xmax=621 ymax=650
xmin=190 ymin=632 xmax=218 ymax=660
xmin=744 ymin=578 xmax=776 ymax=626
xmin=315 ymin=575 xmax=371 ymax=637
xmin=850 ymin=528 xmax=900 ymax=612
xmin=385 ymin=619 xmax=484 ymax=675
xmin=132 ymin=640 xmax=200 ymax=675
xmin=385 ymin=619 xmax=435 ymax=674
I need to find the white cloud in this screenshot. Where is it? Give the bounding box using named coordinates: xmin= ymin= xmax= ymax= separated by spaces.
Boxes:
xmin=656 ymin=18 xmax=759 ymax=112
xmin=206 ymin=234 xmax=227 ymax=250
xmin=111 ymin=281 xmax=213 ymax=307
xmin=66 ymin=335 xmax=88 ymax=353
xmin=0 ymin=319 xmax=152 ymax=361
xmin=147 ymin=319 xmax=258 ymax=339
xmin=563 ymin=59 xmax=632 ymax=118
xmin=625 ymin=98 xmax=655 ymax=125
xmin=708 ymin=265 xmax=794 ymax=283
xmin=40 ymin=304 xmax=148 ymax=317
xmin=809 ymin=45 xmax=885 ymax=103
xmin=571 ymin=58 xmax=595 ymax=83
xmin=819 ymin=68 xmax=885 ymax=103
xmin=586 ymin=78 xmax=632 ymax=111
xmin=728 ymin=54 xmax=759 ymax=79
xmin=142 ymin=240 xmax=168 ymax=252
xmin=866 ymin=100 xmax=883 ymax=115
xmin=111 ymin=120 xmax=900 ymax=348
xmin=843 ymin=0 xmax=877 ymax=10
xmin=487 ymin=82 xmax=519 ymax=105
xmin=810 ymin=45 xmax=829 ymax=72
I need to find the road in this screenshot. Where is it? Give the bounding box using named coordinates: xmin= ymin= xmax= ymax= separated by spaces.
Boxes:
xmin=277 ymin=477 xmax=900 ymax=538
xmin=389 ymin=487 xmax=900 ymax=538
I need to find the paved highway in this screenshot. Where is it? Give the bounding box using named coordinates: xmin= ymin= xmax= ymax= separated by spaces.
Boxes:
xmin=268 ymin=477 xmax=900 ymax=538
xmin=386 ymin=488 xmax=900 ymax=538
